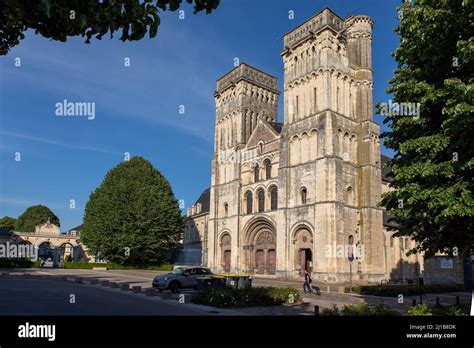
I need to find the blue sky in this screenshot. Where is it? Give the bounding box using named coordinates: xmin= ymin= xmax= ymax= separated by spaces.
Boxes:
xmin=0 ymin=0 xmax=401 ymax=231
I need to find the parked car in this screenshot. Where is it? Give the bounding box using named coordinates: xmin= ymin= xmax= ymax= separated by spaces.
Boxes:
xmin=152 ymin=266 xmax=213 ymax=293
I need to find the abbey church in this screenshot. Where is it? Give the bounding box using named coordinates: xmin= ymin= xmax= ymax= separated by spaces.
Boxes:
xmin=183 ymin=8 xmax=464 ymax=285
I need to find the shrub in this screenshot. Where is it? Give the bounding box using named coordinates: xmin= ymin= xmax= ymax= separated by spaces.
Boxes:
xmin=321 ymin=303 xmax=400 ymax=316
xmin=338 ymin=303 xmax=400 ymax=316
xmin=0 ymin=258 xmax=36 ymax=268
xmin=368 ymin=304 xmax=401 ymax=316
xmin=430 ymin=305 xmax=469 ymax=316
xmin=340 ymin=303 xmax=372 ymax=316
xmin=446 ymin=306 xmax=468 ymax=316
xmin=191 ymin=286 xmax=300 ymax=308
xmin=321 ymin=304 xmax=340 ymax=316
xmin=407 ymin=304 xmax=433 ymax=316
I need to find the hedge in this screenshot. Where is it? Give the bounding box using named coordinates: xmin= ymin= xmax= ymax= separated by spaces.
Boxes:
xmin=0 ymin=258 xmax=172 ymax=271
xmin=409 ymin=304 xmax=469 ymax=316
xmin=0 ymin=259 xmax=40 ymax=268
xmin=346 ymin=284 xmax=465 ymax=297
xmin=192 ymin=286 xmax=301 ymax=308
xmin=63 ymin=263 xmax=173 ymax=271
xmin=321 ymin=303 xmax=400 ymax=316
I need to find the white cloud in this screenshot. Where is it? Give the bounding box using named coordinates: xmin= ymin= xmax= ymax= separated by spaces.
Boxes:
xmin=0 ymin=130 xmax=119 ymax=154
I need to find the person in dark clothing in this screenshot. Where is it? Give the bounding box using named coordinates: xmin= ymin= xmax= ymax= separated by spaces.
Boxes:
xmin=303 ymin=269 xmax=312 ymax=293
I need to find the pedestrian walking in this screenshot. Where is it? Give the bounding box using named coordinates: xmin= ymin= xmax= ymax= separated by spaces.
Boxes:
xmin=303 ymin=269 xmax=312 ymax=293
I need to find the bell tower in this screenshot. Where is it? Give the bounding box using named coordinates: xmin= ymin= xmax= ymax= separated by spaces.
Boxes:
xmin=278 ymin=8 xmax=385 ymax=282
xmin=213 ymin=63 xmax=279 ymax=151
xmin=207 ymin=63 xmax=279 ymax=271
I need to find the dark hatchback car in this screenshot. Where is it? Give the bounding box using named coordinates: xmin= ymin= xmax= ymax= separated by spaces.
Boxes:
xmin=152 ymin=266 xmax=213 ymax=293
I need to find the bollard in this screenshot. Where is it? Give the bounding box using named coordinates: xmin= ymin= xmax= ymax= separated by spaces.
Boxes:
xmin=314 ymin=305 xmax=320 ymax=316
xmin=109 ymin=282 xmax=119 ymax=288
xmin=145 ymin=288 xmax=156 ymax=297
xmin=132 ymin=286 xmax=142 ymax=293
xmin=435 ymin=297 xmax=440 ymax=307
xmin=412 ymin=299 xmax=417 ymax=306
xmin=120 ymin=283 xmax=130 ymax=291
xmin=456 ymin=296 xmax=460 ymax=306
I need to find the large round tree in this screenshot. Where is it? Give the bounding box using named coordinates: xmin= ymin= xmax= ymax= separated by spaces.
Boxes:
xmin=15 ymin=205 xmax=60 ymax=232
xmin=81 ymin=156 xmax=184 ymax=265
xmin=379 ymin=0 xmax=473 ymax=257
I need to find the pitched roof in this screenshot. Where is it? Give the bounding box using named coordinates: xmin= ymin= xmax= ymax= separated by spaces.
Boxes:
xmin=268 ymin=122 xmax=283 ymax=134
xmin=246 ymin=118 xmax=281 ymax=148
xmin=193 ymin=187 xmax=210 ymax=214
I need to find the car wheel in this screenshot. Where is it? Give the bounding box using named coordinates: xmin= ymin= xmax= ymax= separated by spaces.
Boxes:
xmin=169 ymin=281 xmax=180 ymax=293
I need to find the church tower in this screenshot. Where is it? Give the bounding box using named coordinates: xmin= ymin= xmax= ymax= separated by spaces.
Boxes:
xmin=277 ymin=8 xmax=384 ymax=282
xmin=207 ymin=63 xmax=279 ymax=270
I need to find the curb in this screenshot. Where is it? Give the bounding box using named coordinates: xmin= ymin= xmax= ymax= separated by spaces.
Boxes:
xmin=0 ymin=271 xmax=254 ymax=315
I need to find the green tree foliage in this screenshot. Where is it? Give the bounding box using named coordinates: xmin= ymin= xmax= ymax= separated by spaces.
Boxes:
xmin=0 ymin=0 xmax=220 ymax=55
xmin=81 ymin=156 xmax=184 ymax=265
xmin=15 ymin=205 xmax=60 ymax=232
xmin=0 ymin=216 xmax=17 ymax=231
xmin=380 ymin=0 xmax=473 ymax=257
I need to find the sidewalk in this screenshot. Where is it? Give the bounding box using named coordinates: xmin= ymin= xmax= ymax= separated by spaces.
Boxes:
xmin=236 ymin=275 xmax=471 ymax=315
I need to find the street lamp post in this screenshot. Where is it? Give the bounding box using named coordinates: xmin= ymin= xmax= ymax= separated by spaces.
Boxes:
xmin=419 ymin=271 xmax=424 ymax=305
xmin=348 ymin=236 xmax=354 ymax=293
xmin=348 ymin=255 xmax=354 ymax=293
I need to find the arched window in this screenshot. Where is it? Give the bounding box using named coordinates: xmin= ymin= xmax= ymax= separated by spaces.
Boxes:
xmin=270 ymin=187 xmax=278 ymax=211
xmin=257 ymin=189 xmax=265 ymax=213
xmin=245 ymin=191 xmax=253 ymax=214
xmin=300 ymin=187 xmax=307 ymax=204
xmin=254 ymin=163 xmax=260 ymax=182
xmin=264 ymin=159 xmax=271 ymax=179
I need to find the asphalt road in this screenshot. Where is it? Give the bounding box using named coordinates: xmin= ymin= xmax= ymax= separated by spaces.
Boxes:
xmin=0 ymin=278 xmax=209 ymax=315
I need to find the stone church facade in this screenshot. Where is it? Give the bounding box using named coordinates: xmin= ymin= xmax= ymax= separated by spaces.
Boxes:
xmin=183 ymin=8 xmax=464 ymax=285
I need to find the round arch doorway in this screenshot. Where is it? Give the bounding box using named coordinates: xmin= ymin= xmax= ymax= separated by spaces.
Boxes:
xmin=254 ymin=230 xmax=276 ymax=275
xmin=242 ymin=218 xmax=277 ymax=275
xmin=220 ymin=233 xmax=232 ymax=273
xmin=293 ymin=227 xmax=313 ymax=276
